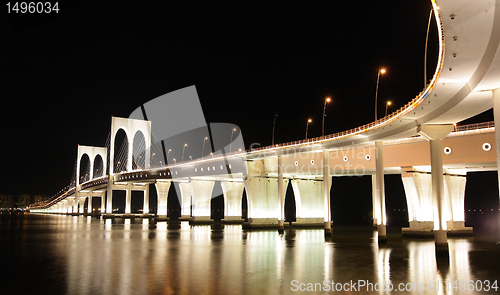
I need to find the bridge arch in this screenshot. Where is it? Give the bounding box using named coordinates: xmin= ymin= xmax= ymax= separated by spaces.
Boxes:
xmin=132 ymin=130 xmax=146 ymax=169
xmin=76 ymin=145 xmax=108 ymax=186
xmin=109 ymin=117 xmax=151 ymax=174
xmin=79 ymin=153 xmax=91 ymax=184
xmin=93 ymin=154 xmax=104 ymax=178
xmin=113 ymin=128 xmax=129 ymax=173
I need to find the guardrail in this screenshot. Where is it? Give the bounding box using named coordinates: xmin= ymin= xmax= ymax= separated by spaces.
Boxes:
xmin=454 ymin=121 xmax=494 ymax=132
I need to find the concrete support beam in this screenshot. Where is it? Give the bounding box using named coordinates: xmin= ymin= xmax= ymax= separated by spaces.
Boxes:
xmin=323 ymin=149 xmax=332 ymax=236
xmin=78 ymin=197 xmax=86 ymax=214
xmin=155 ymin=181 xmax=171 ymax=219
xmin=178 ymin=182 xmax=192 ymax=220
xmin=402 ymin=170 xmax=472 ymax=236
xmin=106 ymin=176 xmax=113 ymax=214
xmin=101 ymin=191 xmax=106 ymax=214
xmin=221 ymin=181 xmax=245 ymax=223
xmin=87 ymin=194 xmax=92 ymax=214
xmin=190 ymin=180 xmax=215 ymax=224
xmin=493 ymin=88 xmax=500 ymax=242
xmin=418 ymin=124 xmax=454 ymax=256
xmin=278 ymin=155 xmax=284 ymax=231
xmin=124 ymin=183 xmax=132 ymax=214
xmin=401 ymin=171 xmax=434 ymax=235
xmin=375 ymin=141 xmax=387 ymax=243
xmin=243 ymin=160 xmax=288 ymax=228
xmin=291 ymin=178 xmax=325 ymax=226
xmin=143 ymin=184 xmax=150 ymax=214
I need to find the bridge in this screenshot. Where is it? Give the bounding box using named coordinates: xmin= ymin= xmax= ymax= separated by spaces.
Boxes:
xmin=30 ymin=0 xmax=500 ymax=256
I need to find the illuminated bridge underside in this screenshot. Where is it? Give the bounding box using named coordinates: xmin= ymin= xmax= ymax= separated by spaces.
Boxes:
xmin=32 ymin=1 xmax=500 ymax=246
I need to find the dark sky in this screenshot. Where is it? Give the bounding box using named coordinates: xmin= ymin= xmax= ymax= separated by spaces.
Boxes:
xmin=0 ymin=1 xmax=494 ymax=199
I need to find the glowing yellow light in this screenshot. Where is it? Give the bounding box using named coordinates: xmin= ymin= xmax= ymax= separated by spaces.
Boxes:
xmin=387 ymin=101 xmax=391 ymax=106
xmin=326 ymin=97 xmax=331 ymax=102
xmin=380 ymin=69 xmax=386 ymax=74
xmin=308 ymin=119 xmax=312 ymax=123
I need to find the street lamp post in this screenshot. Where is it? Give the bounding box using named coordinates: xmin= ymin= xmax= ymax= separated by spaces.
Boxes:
xmin=272 ymin=113 xmax=278 ymax=145
xmin=182 ymin=144 xmax=187 ymax=162
xmin=385 ymin=101 xmax=392 ymax=117
xmin=230 ymin=128 xmax=237 ymax=152
xmin=202 ymin=137 xmax=208 ymax=158
xmin=375 ymin=69 xmax=386 ymax=120
xmin=166 ymin=149 xmax=171 ymax=163
xmin=305 ymin=119 xmax=312 ymax=139
xmin=322 ymin=97 xmax=331 ymax=137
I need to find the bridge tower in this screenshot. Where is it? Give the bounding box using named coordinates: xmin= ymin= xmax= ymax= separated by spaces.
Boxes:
xmin=106 ymin=117 xmax=152 ymax=216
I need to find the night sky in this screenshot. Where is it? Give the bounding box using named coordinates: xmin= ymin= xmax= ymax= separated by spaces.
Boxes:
xmin=0 ymin=2 xmax=497 ymax=217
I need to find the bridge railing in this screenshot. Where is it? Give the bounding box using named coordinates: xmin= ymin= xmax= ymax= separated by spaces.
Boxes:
xmin=454 ymin=121 xmax=494 ymax=132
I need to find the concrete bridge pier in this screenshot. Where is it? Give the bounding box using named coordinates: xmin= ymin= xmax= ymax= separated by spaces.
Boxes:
xmin=323 ymin=150 xmax=332 ymax=236
xmin=100 ymin=191 xmax=106 ymax=215
xmin=418 ymin=124 xmax=455 ymax=256
xmin=290 ymin=178 xmax=325 ymax=226
xmin=221 ymin=181 xmax=245 ymax=224
xmin=124 ymin=183 xmax=132 ymax=215
xmin=493 ymin=88 xmax=500 ymax=243
xmin=142 ymin=184 xmax=150 ymax=216
xmin=374 ymin=141 xmax=387 ymax=244
xmin=278 ymin=155 xmax=285 ymax=232
xmin=155 ymin=180 xmax=171 ymax=221
xmin=86 ymin=193 xmax=93 ymax=214
xmin=243 ymin=160 xmax=288 ymax=228
xmin=62 ymin=199 xmax=69 ymax=214
xmin=78 ymin=197 xmax=86 ymax=214
xmin=190 ymin=180 xmax=215 ymax=224
xmin=178 ymin=182 xmax=193 ymax=221
xmin=105 ymin=177 xmax=114 ymax=215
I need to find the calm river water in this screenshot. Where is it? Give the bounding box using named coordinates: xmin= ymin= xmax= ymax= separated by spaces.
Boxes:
xmin=1 ymin=213 xmax=499 ymax=294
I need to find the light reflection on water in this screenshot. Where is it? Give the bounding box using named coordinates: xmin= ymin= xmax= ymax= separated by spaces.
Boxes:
xmin=1 ymin=214 xmax=499 ymax=295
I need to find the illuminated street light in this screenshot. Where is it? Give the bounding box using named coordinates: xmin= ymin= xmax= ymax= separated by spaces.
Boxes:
xmin=385 ymin=101 xmax=392 ymax=117
xmin=182 ymin=144 xmax=187 ymax=162
xmin=167 ymin=149 xmax=172 ymax=163
xmin=375 ymin=68 xmax=386 ymax=120
xmin=202 ymin=136 xmax=209 ymax=157
xmin=230 ymin=128 xmax=237 ymax=152
xmin=272 ymin=113 xmax=278 ymax=145
xmin=322 ymin=97 xmax=331 ymax=137
xmin=305 ymin=119 xmax=312 ymax=139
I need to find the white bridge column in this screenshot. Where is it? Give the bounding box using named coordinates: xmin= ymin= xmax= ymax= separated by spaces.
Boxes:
xmin=178 ymin=182 xmax=192 ymax=220
xmin=221 ymin=181 xmax=245 ymax=223
xmin=278 ymin=155 xmax=285 ymax=231
xmin=142 ymin=184 xmax=150 ymax=215
xmin=78 ymin=197 xmax=86 ymax=214
xmin=375 ymin=141 xmax=387 ymax=243
xmin=418 ymin=124 xmax=454 ymax=256
xmin=155 ymin=181 xmax=171 ymax=220
xmin=87 ymin=194 xmax=92 ymax=214
xmin=444 ymin=174 xmax=470 ymax=232
xmin=190 ymin=180 xmax=215 ymax=224
xmin=124 ymin=183 xmax=132 ymax=214
xmin=72 ymin=198 xmax=79 ymax=214
xmin=323 ymin=149 xmax=332 ymax=235
xmin=401 ymin=171 xmax=434 ymax=233
xmin=291 ymin=178 xmax=325 ymax=226
xmin=493 ymin=88 xmax=500 ymax=241
xmin=402 ymin=170 xmax=472 ymax=236
xmin=106 ymin=181 xmax=113 ymax=214
xmin=101 ymin=191 xmax=107 ymax=214
xmin=243 ymin=160 xmax=288 ymax=228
